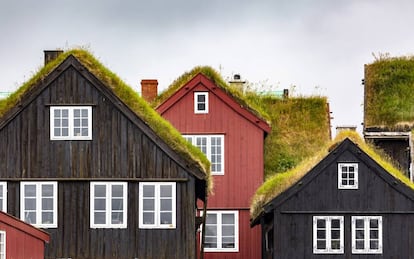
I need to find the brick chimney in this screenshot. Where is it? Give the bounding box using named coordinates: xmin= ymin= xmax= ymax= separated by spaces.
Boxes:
xmin=44 ymin=50 xmax=64 ymax=65
xmin=141 ymin=79 xmax=158 ymax=103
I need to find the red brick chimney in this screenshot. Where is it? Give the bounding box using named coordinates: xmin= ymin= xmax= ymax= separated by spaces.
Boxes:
xmin=141 ymin=79 xmax=158 ymax=103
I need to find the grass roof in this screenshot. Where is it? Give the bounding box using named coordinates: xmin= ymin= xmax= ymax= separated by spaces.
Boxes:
xmin=365 ymin=55 xmax=414 ymax=130
xmin=152 ymin=66 xmax=271 ymax=123
xmin=250 ymin=130 xmax=414 ymax=220
xmin=0 ymin=49 xmax=212 ymax=193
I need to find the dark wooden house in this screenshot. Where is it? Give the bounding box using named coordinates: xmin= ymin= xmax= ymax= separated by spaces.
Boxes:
xmin=0 ymin=210 xmax=50 ymax=259
xmin=251 ymin=132 xmax=414 ymax=258
xmin=151 ymin=70 xmax=271 ymax=259
xmin=0 ymin=49 xmax=210 ymax=258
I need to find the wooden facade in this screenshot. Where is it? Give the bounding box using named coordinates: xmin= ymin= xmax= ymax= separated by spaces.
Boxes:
xmin=252 ymin=138 xmax=414 ymax=258
xmin=0 ymin=51 xmax=208 ymax=258
xmin=156 ymin=73 xmax=270 ymax=259
xmin=0 ymin=211 xmax=49 ymax=259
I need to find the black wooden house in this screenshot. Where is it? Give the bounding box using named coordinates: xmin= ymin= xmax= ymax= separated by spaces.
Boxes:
xmin=0 ymin=50 xmax=210 ymax=259
xmin=251 ymin=132 xmax=414 ymax=259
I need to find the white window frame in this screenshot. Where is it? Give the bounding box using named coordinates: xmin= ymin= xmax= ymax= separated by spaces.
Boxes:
xmin=139 ymin=182 xmax=176 ymax=229
xmin=90 ymin=182 xmax=127 ymax=229
xmin=0 ymin=231 xmax=5 ymax=259
xmin=0 ymin=182 xmax=7 ymax=212
xmin=20 ymin=182 xmax=57 ymax=228
xmin=338 ymin=163 xmax=359 ymax=189
xmin=352 ymin=216 xmax=383 ymax=254
xmin=183 ymin=135 xmax=224 ymax=175
xmin=313 ymin=216 xmax=344 ymax=254
xmin=194 ymin=92 xmax=209 ymax=114
xmin=50 ymin=106 xmax=92 ymax=140
xmin=202 ymin=210 xmax=239 ymax=252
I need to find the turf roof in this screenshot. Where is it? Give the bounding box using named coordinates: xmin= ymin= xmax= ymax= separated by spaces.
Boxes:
xmin=365 ymin=55 xmax=414 ymax=130
xmin=250 ymin=130 xmax=414 ymax=220
xmin=0 ymin=49 xmax=212 ymax=193
xmin=152 ymin=66 xmax=271 ymax=124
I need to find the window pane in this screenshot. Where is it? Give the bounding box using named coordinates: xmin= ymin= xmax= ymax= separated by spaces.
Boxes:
xmin=204 ymin=237 xmax=217 ymax=248
xmin=24 ymin=212 xmax=36 ymax=224
xmin=206 ymin=214 xmax=217 ymax=224
xmin=74 ymin=119 xmax=80 ymax=127
xmin=331 ymin=219 xmax=340 ymax=228
xmin=94 ymin=212 xmax=106 ymax=224
xmin=370 ymin=240 xmax=379 ymax=249
xmin=222 ymin=225 xmax=235 ymax=236
xmin=25 ymin=185 xmax=36 ymax=196
xmin=370 ymin=230 xmax=378 ymax=239
xmin=222 ymin=237 xmax=235 ymax=248
xmin=62 ymin=118 xmax=68 ymax=127
xmin=74 ymin=109 xmax=80 ymax=117
xmin=143 ymin=185 xmax=155 ymax=197
xmin=94 ymin=199 xmax=106 ymax=210
xmin=62 ymin=128 xmax=69 ymax=136
xmin=198 ymin=104 xmax=205 ymax=110
xmin=205 ymin=225 xmax=217 ymax=236
xmin=222 ymin=214 xmax=234 ymax=224
xmin=42 ymin=212 xmax=54 ymax=224
xmin=160 ymin=199 xmax=172 ymax=211
xmin=317 ymin=240 xmax=326 ymax=249
xmin=112 ymin=185 xmax=123 ymax=197
xmin=111 ymin=198 xmax=123 ymax=210
xmin=356 ymin=240 xmax=365 ymax=249
xmin=317 ymin=230 xmax=326 ymax=239
xmin=197 ymin=95 xmax=205 ymax=102
xmin=160 ymin=185 xmax=172 ymax=197
xmin=356 ymin=219 xmax=364 ymax=228
xmin=160 ymin=212 xmax=172 ymax=224
xmin=370 ymin=219 xmax=379 ymax=228
xmin=42 ymin=185 xmax=54 ymax=196
xmin=143 ymin=212 xmax=154 ymax=224
xmin=316 ymin=219 xmax=325 ymax=228
xmin=331 ymin=240 xmax=340 ymax=250
xmin=143 ymin=199 xmax=154 ymax=210
xmin=42 ymin=198 xmax=53 ymax=210
xmin=25 ymin=198 xmax=36 ymax=210
xmin=356 ymin=230 xmax=365 ymax=239
xmin=331 ymin=230 xmax=340 ymax=239
xmin=94 ymin=185 xmax=106 ymax=197
xmin=112 ymin=212 xmax=123 ymax=224
xmin=62 ymin=109 xmax=68 ymax=117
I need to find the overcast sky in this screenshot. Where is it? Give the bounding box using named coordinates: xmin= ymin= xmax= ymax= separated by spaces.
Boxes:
xmin=1 ymin=0 xmax=414 ymax=135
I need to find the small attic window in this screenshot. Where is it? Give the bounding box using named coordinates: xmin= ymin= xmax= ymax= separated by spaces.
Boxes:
xmin=194 ymin=92 xmax=208 ymax=114
xmin=338 ymin=163 xmax=358 ymax=189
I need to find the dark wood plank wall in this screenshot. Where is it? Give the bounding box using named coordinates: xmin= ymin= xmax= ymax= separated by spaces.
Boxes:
xmin=263 ymin=141 xmax=414 ymax=258
xmin=0 ymin=65 xmax=199 ymax=258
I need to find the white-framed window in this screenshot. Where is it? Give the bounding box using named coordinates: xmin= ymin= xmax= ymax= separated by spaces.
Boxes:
xmin=313 ymin=216 xmax=344 ymax=254
xmin=194 ymin=92 xmax=209 ymax=114
xmin=183 ymin=135 xmax=224 ymax=175
xmin=20 ymin=182 xmax=57 ymax=228
xmin=352 ymin=216 xmax=382 ymax=254
xmin=338 ymin=163 xmax=358 ymax=189
xmin=203 ymin=210 xmax=239 ymax=252
xmin=50 ymin=106 xmax=92 ymax=140
xmin=0 ymin=231 xmax=5 ymax=259
xmin=139 ymin=182 xmax=176 ymax=229
xmin=90 ymin=182 xmax=127 ymax=228
xmin=0 ymin=182 xmax=7 ymax=212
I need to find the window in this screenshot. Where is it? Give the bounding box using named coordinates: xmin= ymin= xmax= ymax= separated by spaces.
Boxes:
xmin=352 ymin=216 xmax=382 ymax=254
xmin=20 ymin=182 xmax=57 ymax=228
xmin=90 ymin=182 xmax=127 ymax=228
xmin=313 ymin=216 xmax=344 ymax=254
xmin=0 ymin=182 xmax=6 ymax=212
xmin=203 ymin=211 xmax=239 ymax=252
xmin=194 ymin=92 xmax=208 ymax=113
xmin=338 ymin=163 xmax=358 ymax=189
xmin=139 ymin=182 xmax=176 ymax=229
xmin=50 ymin=106 xmax=92 ymax=140
xmin=183 ymin=135 xmax=224 ymax=175
xmin=0 ymin=231 xmax=5 ymax=259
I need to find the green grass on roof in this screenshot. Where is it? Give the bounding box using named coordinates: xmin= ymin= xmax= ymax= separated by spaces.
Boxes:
xmin=249 ymin=95 xmax=331 ymax=177
xmin=365 ymin=55 xmax=414 ymax=130
xmin=0 ymin=49 xmax=212 ymax=193
xmin=152 ymin=66 xmax=271 ymax=123
xmin=250 ymin=130 xmax=414 ymax=220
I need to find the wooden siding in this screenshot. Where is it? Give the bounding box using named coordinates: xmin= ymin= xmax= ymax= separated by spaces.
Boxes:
xmin=158 ymin=74 xmax=265 ymax=259
xmin=0 ymin=60 xmax=201 ymax=258
xmin=260 ymin=139 xmax=414 ymax=258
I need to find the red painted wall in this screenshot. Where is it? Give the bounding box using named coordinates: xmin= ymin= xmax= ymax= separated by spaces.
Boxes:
xmin=158 ymin=74 xmax=267 ymax=259
xmin=0 ymin=212 xmax=49 ymax=259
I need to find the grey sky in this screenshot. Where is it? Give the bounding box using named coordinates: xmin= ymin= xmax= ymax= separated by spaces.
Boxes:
xmin=1 ymin=0 xmax=414 ymax=135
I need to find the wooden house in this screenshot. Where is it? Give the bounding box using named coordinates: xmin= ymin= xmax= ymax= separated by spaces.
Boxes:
xmin=363 ymin=56 xmax=414 ymax=180
xmin=0 ymin=49 xmax=210 ymax=258
xmin=151 ymin=69 xmax=271 ymax=259
xmin=0 ymin=210 xmax=50 ymax=259
xmin=251 ymin=131 xmax=414 ymax=258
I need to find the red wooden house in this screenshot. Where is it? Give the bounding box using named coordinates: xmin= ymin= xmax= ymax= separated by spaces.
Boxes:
xmin=150 ymin=68 xmax=271 ymax=259
xmin=0 ymin=211 xmax=50 ymax=259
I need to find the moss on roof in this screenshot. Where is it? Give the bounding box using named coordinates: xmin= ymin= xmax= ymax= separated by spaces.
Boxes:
xmin=0 ymin=49 xmax=212 ymax=193
xmin=250 ymin=96 xmax=331 ymax=178
xmin=250 ymin=130 xmax=414 ymax=220
xmin=365 ymin=55 xmax=414 ymax=130
xmin=152 ymin=66 xmax=271 ymax=123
